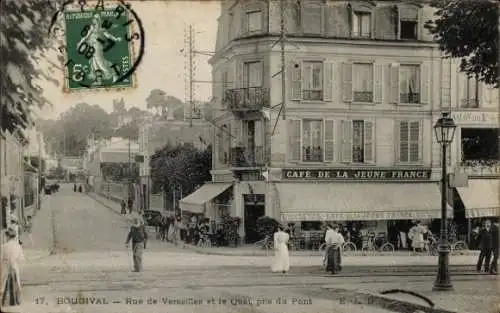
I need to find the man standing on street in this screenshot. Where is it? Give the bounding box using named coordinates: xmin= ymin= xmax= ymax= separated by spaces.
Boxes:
xmin=477 ymin=219 xmax=494 ymax=273
xmin=125 ymin=218 xmax=148 ymax=272
xmin=127 ymin=198 xmax=133 ymax=214
xmin=488 ymin=222 xmax=499 ymax=275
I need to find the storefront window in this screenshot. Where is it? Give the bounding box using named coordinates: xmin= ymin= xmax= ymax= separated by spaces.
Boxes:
xmin=300 ymin=221 xmax=322 ymax=231
xmin=461 ymin=128 xmax=499 ymax=163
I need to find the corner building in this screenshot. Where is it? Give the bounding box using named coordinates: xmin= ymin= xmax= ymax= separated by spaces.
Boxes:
xmin=182 ymin=0 xmax=489 ymax=243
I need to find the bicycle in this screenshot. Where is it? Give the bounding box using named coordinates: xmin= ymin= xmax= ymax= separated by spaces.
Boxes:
xmin=361 ymin=234 xmax=395 ymax=254
xmin=319 ymin=241 xmax=357 ymax=255
xmin=197 ymin=234 xmax=212 ymax=248
xmin=254 ymin=235 xmax=273 ymax=251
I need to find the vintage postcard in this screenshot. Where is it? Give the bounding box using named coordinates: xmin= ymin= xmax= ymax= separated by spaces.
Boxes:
xmin=0 ymin=0 xmax=498 ymax=313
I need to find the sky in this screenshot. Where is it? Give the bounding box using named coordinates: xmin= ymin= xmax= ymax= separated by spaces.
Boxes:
xmin=35 ymin=1 xmax=220 ymax=120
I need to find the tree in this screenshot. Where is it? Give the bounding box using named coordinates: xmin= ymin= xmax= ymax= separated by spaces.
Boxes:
xmin=146 ymin=89 xmax=168 ymax=115
xmin=1 ymin=0 xmax=63 ymax=132
xmin=425 ymin=0 xmax=499 ymax=87
xmin=150 ymin=143 xmax=212 ymax=208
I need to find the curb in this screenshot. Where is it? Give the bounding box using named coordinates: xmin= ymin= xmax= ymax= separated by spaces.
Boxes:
xmin=86 ymin=193 xmax=133 ymax=222
xmin=321 ymin=287 xmax=458 ymax=313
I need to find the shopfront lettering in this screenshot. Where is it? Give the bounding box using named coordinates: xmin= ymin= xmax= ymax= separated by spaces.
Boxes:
xmin=451 ymin=112 xmax=499 ymax=124
xmin=283 ymin=169 xmax=431 ymax=181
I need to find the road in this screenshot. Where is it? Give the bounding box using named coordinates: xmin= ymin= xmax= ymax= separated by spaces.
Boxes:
xmin=17 ymin=184 xmax=497 ymax=313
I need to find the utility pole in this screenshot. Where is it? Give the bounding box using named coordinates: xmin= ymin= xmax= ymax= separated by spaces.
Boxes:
xmin=280 ymin=0 xmax=286 ymax=120
xmin=189 ymin=25 xmax=194 ymax=127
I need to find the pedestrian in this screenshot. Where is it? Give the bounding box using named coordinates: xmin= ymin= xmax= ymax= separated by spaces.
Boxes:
xmin=477 ymin=219 xmax=494 ymax=273
xmin=127 ymin=198 xmax=133 ymax=214
xmin=78 ymin=185 xmax=82 ymax=193
xmin=9 ymin=217 xmax=21 ymax=246
xmin=489 ymin=222 xmax=499 ymax=275
xmin=125 ymin=218 xmax=148 ymax=272
xmin=409 ymin=221 xmax=425 ymax=254
xmin=73 ymin=184 xmax=77 ymax=192
xmin=1 ymin=228 xmax=25 ymax=310
xmin=120 ymin=200 xmax=127 ymax=215
xmin=271 ymin=225 xmax=290 ymax=274
xmin=324 ymin=224 xmax=345 ymax=274
xmin=24 ymin=216 xmax=33 ymax=246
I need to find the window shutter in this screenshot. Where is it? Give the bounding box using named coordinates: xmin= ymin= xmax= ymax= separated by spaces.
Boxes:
xmin=287 ymin=119 xmax=301 ymax=162
xmin=231 ymin=119 xmax=241 ymax=147
xmin=236 ymin=61 xmax=244 ymax=88
xmin=288 ymin=61 xmax=301 ymax=101
xmin=342 ymin=62 xmax=353 ymax=102
xmin=340 ymin=120 xmax=353 ymax=163
xmin=420 ymin=62 xmax=429 ymax=104
xmin=363 ymin=120 xmax=375 ymax=163
xmin=254 ymin=119 xmax=263 ymax=147
xmin=482 ymin=84 xmax=492 ymax=107
xmin=409 ymin=121 xmax=420 ymax=162
xmin=323 ymin=62 xmax=333 ymax=102
xmin=324 ymin=119 xmax=335 ymax=162
xmin=373 ymin=63 xmax=383 ymax=103
xmin=389 ymin=63 xmax=400 ymax=104
xmin=399 ymin=121 xmax=409 ymax=162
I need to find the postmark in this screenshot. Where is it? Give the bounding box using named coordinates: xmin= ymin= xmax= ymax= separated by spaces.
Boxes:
xmin=49 ymin=0 xmax=145 ymax=92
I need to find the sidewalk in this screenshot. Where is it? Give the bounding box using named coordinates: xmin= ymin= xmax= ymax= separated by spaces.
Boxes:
xmin=323 ymin=276 xmax=498 ymax=313
xmin=20 ymin=194 xmax=53 ymax=261
xmin=87 ymin=191 xmax=136 ymax=222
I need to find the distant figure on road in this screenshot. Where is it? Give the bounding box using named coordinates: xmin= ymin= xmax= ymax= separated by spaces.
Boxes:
xmin=24 ymin=216 xmax=33 ymax=246
xmin=127 ymin=199 xmax=133 ymax=214
xmin=271 ymin=225 xmax=290 ymax=275
xmin=78 ymin=185 xmax=82 ymax=193
xmin=1 ymin=227 xmax=25 ymax=309
xmin=324 ymin=224 xmax=344 ymax=274
xmin=409 ymin=221 xmax=425 ymax=253
xmin=125 ymin=218 xmax=148 ymax=272
xmin=120 ymin=200 xmax=127 ymax=215
xmin=490 ymin=222 xmax=499 ymax=275
xmin=74 ymin=184 xmax=77 ymax=192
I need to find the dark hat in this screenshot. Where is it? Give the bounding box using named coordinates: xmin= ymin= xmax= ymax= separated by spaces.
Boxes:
xmin=5 ymin=228 xmax=16 ymax=238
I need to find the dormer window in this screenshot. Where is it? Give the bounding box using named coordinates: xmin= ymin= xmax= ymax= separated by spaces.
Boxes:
xmin=349 ymin=3 xmax=375 ymax=39
xmin=246 ymin=9 xmax=262 ymax=33
xmin=353 ymin=11 xmax=371 ymax=38
xmin=398 ymin=5 xmax=419 ymax=40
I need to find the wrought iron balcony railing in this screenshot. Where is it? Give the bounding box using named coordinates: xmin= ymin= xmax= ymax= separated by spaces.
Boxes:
xmin=223 ymin=87 xmax=270 ymax=112
xmin=230 ymin=145 xmax=268 ymax=167
xmin=400 ymin=93 xmax=420 ymax=104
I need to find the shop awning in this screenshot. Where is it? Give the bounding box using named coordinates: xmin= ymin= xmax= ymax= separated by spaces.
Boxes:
xmin=179 ymin=183 xmax=232 ymax=213
xmin=278 ymin=182 xmax=452 ymax=221
xmin=457 ymin=179 xmax=500 ymax=218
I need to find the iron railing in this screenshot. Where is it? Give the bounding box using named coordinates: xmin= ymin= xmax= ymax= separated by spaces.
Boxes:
xmin=223 ymin=87 xmax=270 ymax=112
xmin=230 ymin=145 xmax=268 ymax=167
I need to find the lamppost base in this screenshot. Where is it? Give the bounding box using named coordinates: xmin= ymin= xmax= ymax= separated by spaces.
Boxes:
xmin=432 ymin=283 xmax=454 ymax=291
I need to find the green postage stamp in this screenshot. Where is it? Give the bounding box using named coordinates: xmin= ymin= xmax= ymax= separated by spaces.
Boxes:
xmin=63 ymin=4 xmax=138 ymax=92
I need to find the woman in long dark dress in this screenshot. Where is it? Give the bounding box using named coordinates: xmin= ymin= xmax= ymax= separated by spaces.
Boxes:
xmin=324 ymin=224 xmax=345 ymax=274
xmin=1 ymin=228 xmax=25 ymax=310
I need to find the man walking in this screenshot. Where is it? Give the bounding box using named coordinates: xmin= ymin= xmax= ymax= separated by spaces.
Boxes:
xmin=125 ymin=218 xmax=148 ymax=272
xmin=127 ymin=198 xmax=133 ymax=214
xmin=477 ymin=219 xmax=494 ymax=273
xmin=488 ymin=222 xmax=499 ymax=275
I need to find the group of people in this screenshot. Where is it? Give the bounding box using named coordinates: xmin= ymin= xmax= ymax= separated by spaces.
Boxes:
xmin=73 ymin=184 xmax=83 ymax=193
xmin=270 ymin=223 xmax=346 ymax=275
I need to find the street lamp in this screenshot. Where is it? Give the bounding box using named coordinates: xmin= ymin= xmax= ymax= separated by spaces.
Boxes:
xmin=433 ymin=111 xmax=456 ymax=291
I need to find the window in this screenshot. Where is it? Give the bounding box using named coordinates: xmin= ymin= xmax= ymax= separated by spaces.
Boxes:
xmin=353 ymin=63 xmax=373 ymax=102
xmin=302 ymin=4 xmax=322 ymax=34
xmin=246 ymin=10 xmax=262 ymax=33
xmin=243 ymin=61 xmax=262 ymax=88
xmin=400 ymin=20 xmax=417 ymax=39
xmin=341 ymin=120 xmax=374 ymax=163
xmin=399 ymin=121 xmax=421 ymax=162
xmin=352 ymin=12 xmax=371 ymax=38
xmin=461 ymin=76 xmax=479 ymax=108
xmin=221 ymin=71 xmax=228 ymax=99
xmin=302 ymin=120 xmax=323 ymax=162
xmin=399 ymin=65 xmax=420 ymax=104
xmin=302 ymin=61 xmax=323 ymax=100
xmin=218 ymin=124 xmax=229 ymax=164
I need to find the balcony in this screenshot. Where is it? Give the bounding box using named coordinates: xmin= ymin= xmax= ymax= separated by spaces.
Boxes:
xmin=400 ymin=93 xmax=420 ymax=104
xmin=223 ymin=87 xmax=270 ymax=117
xmin=230 ymin=145 xmax=268 ymax=168
xmin=456 ymin=159 xmax=500 ymax=177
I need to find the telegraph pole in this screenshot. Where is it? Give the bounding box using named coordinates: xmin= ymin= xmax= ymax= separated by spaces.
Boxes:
xmin=184 ymin=24 xmax=196 ymax=127
xmin=37 ymin=132 xmax=42 ymax=211
xmin=280 ymin=0 xmax=286 ymax=120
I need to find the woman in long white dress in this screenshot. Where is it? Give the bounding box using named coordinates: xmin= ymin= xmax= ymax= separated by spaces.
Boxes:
xmin=271 ymin=225 xmax=290 ymax=274
xmin=1 ymin=228 xmax=25 ymax=310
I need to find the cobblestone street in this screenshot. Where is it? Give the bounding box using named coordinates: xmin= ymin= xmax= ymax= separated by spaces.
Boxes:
xmin=14 ymin=185 xmax=497 ymax=313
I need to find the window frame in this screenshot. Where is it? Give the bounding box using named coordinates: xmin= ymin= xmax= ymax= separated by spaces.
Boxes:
xmin=301 ymin=119 xmax=324 ymax=163
xmin=340 ymin=119 xmax=375 ymax=164
xmin=397 ymin=120 xmax=423 ymax=164
xmin=352 ymin=11 xmax=372 ymax=38
xmin=243 ymin=60 xmax=263 ymax=88
xmin=352 ymin=62 xmax=374 ymax=103
xmin=245 ymin=9 xmax=262 ymax=34
xmin=462 ymin=76 xmax=479 ymax=108
xmin=301 ymin=60 xmax=324 ymax=101
xmin=399 ymin=64 xmax=421 ymax=105
xmin=397 ymin=4 xmax=421 ymax=40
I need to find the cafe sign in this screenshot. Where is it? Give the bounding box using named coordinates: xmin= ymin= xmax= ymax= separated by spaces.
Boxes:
xmin=451 ymin=112 xmax=499 ymax=124
xmin=282 ymin=168 xmax=432 ymax=180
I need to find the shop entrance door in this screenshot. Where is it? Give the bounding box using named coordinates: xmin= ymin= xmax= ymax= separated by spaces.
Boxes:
xmin=243 ymin=194 xmax=265 ymax=243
